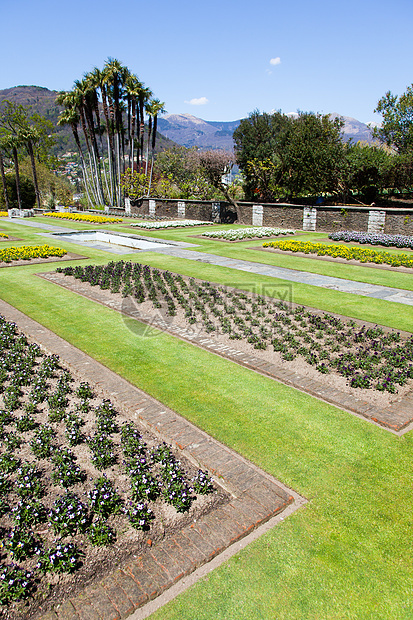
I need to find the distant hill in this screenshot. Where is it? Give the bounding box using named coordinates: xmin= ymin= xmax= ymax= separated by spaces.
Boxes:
xmin=157 ymin=114 xmax=241 ymax=150
xmin=158 ymin=112 xmax=376 ymax=151
xmin=0 ymin=85 xmax=176 ymax=156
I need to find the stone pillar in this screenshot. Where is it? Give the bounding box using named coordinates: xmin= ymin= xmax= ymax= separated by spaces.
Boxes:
xmin=177 ymin=201 xmax=186 ymax=218
xmin=124 ymin=197 xmax=131 ymax=215
xmin=303 ymin=207 xmax=317 ymax=231
xmin=252 ymin=204 xmax=263 ymax=227
xmin=149 ymin=199 xmax=156 ymax=216
xmin=212 ymin=202 xmax=221 ymax=223
xmin=368 ymin=210 xmax=386 ymax=233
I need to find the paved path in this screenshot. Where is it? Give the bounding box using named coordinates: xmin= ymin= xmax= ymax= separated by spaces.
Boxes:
xmin=6 ymin=217 xmax=413 ymax=306
xmin=154 ymin=246 xmax=413 ymax=307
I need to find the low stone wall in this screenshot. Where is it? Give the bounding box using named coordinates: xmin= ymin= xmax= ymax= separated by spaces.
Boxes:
xmin=128 ymin=198 xmax=413 ymax=235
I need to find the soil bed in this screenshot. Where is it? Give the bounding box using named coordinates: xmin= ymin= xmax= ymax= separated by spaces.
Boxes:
xmin=0 ymin=320 xmax=227 ymax=620
xmin=256 ymin=246 xmax=413 ymax=273
xmin=0 ymin=253 xmax=87 ymax=269
xmin=44 ymin=264 xmax=413 ymax=411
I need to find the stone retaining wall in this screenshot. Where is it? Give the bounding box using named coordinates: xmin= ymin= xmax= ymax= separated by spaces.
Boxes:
xmin=128 ymin=198 xmax=413 ymax=234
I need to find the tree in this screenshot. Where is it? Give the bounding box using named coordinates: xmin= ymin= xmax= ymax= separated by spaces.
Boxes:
xmin=233 ymin=110 xmax=290 ymax=200
xmin=154 ymin=146 xmax=221 ymax=200
xmin=197 ymin=150 xmax=238 ymax=207
xmin=57 ymin=59 xmax=161 ymax=208
xmin=282 ymin=113 xmax=345 ymax=198
xmin=0 ymin=136 xmax=11 ymax=210
xmin=145 ymin=98 xmax=166 ymax=192
xmin=0 ymin=174 xmax=36 ymax=210
xmin=342 ymin=143 xmax=394 ymax=203
xmin=374 ymin=86 xmax=413 ymax=154
xmin=0 ymin=101 xmax=55 ymax=210
xmin=234 ymin=110 xmax=345 ymax=201
xmin=19 ymin=157 xmax=73 ymax=207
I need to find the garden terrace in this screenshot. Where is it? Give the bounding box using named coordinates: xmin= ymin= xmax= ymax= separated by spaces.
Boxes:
xmin=0 ymin=216 xmax=413 ymax=620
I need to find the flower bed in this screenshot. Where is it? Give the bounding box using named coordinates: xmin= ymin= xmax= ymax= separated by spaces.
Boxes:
xmin=329 ymin=230 xmax=413 ymax=249
xmin=0 ymin=212 xmax=7 ymax=218
xmin=202 ymin=227 xmax=295 ymax=241
xmin=56 ymin=261 xmax=413 ymax=394
xmin=0 ymin=315 xmax=216 ymax=614
xmin=0 ymin=245 xmax=66 ymax=264
xmin=263 ymin=239 xmax=413 ymax=268
xmin=43 ymin=212 xmax=123 ymax=224
xmin=130 ymin=219 xmax=213 ymax=229
xmin=0 ymin=233 xmax=8 ymax=239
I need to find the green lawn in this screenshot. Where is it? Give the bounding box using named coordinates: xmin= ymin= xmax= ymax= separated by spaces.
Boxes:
xmin=1 ymin=218 xmax=413 ymax=619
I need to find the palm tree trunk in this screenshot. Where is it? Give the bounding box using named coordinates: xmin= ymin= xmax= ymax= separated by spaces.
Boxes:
xmin=27 ymin=139 xmax=41 ymax=209
xmin=106 ymin=134 xmax=114 ymax=204
xmin=13 ymin=147 xmax=22 ymax=210
xmin=145 ymin=116 xmax=152 ymax=175
xmin=0 ymin=151 xmax=10 ymax=210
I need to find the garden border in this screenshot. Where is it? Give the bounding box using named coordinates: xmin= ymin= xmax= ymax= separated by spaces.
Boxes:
xmin=0 ymin=253 xmax=88 ymax=269
xmin=254 ymin=246 xmax=413 ymax=274
xmin=0 ymin=299 xmax=303 ymax=620
xmin=38 ymin=272 xmax=413 ymax=434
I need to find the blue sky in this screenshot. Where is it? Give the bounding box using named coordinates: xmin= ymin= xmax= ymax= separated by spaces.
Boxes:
xmin=1 ymin=0 xmax=412 ymax=125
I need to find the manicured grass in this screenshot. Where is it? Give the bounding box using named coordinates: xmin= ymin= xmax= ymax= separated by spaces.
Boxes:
xmin=1 ymin=216 xmax=412 ymax=331
xmin=1 ymin=261 xmax=413 ymax=619
xmin=7 ymin=218 xmax=413 ymax=291
xmin=1 ymin=219 xmax=413 ymax=618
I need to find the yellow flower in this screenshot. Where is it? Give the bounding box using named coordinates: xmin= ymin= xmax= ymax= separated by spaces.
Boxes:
xmin=44 ymin=212 xmax=122 ymax=224
xmin=0 ymin=245 xmax=66 ymax=264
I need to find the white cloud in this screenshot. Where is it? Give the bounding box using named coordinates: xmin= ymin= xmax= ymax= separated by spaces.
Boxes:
xmin=185 ymin=97 xmax=209 ymax=106
xmin=270 ymin=57 xmax=281 ymax=66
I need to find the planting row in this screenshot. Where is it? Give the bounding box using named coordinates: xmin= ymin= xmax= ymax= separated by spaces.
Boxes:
xmin=0 ymin=234 xmax=8 ymax=239
xmin=131 ymin=219 xmax=213 ymax=229
xmin=44 ymin=212 xmax=123 ymax=224
xmin=0 ymin=213 xmax=7 ymax=218
xmin=262 ymin=239 xmax=413 ymax=268
xmin=0 ymin=245 xmax=67 ymax=264
xmin=56 ymin=261 xmax=413 ymax=393
xmin=201 ymin=227 xmax=295 ymax=241
xmin=329 ymin=230 xmax=413 ymax=249
xmin=0 ymin=315 xmax=215 ymax=606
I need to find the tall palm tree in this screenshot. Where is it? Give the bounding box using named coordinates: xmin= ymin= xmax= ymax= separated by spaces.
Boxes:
xmin=57 ymin=101 xmax=95 ymax=207
xmin=102 ymin=58 xmax=127 ymax=206
xmin=146 ymin=99 xmax=166 ymax=193
xmin=55 ymin=60 xmax=161 ymax=208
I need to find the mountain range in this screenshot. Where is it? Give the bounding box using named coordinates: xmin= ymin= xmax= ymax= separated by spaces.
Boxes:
xmin=158 ymin=113 xmax=375 ymax=150
xmin=0 ymin=85 xmax=376 ymax=155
